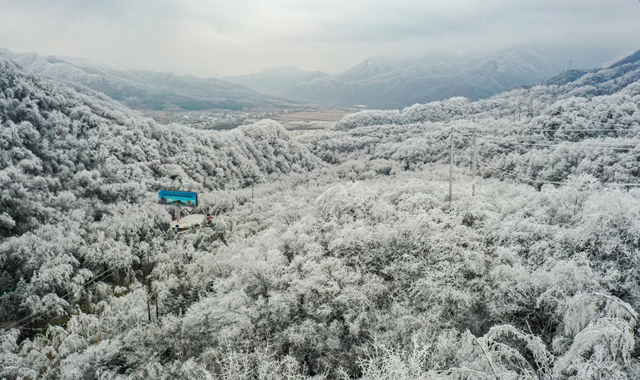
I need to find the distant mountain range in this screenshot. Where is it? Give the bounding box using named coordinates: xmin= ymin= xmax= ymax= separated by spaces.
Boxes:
xmin=225 ymin=45 xmax=615 ymax=109
xmin=1 ymin=45 xmax=619 ymax=111
xmin=0 ymin=48 xmax=297 ymax=111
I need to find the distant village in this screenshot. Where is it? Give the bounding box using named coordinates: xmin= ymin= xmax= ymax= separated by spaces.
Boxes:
xmin=142 ymin=106 xmax=363 ymax=131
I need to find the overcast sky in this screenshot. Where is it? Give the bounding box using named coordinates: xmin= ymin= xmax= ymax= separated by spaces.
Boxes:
xmin=1 ymin=0 xmax=639 ymax=77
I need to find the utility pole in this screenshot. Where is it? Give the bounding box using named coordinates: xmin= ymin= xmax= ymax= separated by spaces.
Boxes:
xmin=627 ymin=155 xmax=632 ymax=192
xmin=147 ymin=277 xmax=152 ymax=322
xmin=449 ymin=131 xmax=454 ymax=202
xmin=472 ymin=130 xmax=477 ymax=197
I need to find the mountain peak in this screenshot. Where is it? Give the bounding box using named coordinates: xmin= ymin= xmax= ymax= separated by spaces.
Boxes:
xmin=337 ymin=55 xmax=404 ymax=82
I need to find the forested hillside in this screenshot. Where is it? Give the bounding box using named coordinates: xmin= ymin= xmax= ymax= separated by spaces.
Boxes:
xmin=0 ymin=57 xmax=320 ymax=239
xmin=2 ymin=50 xmax=640 ymax=380
xmin=301 ymin=49 xmax=640 ymax=188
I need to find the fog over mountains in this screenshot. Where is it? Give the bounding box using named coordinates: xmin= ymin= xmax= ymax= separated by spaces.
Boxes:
xmin=226 ymin=45 xmax=614 ymax=109
xmin=224 ymin=67 xmax=327 ymax=96
xmin=0 ymin=49 xmax=296 ymax=111
xmin=288 ymin=46 xmax=614 ymax=108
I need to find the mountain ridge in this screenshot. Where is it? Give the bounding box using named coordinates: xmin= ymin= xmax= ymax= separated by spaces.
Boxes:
xmin=543 ymin=47 xmax=640 ymax=88
xmin=0 ymin=49 xmax=295 ymax=111
xmin=284 ymin=45 xmax=613 ymax=108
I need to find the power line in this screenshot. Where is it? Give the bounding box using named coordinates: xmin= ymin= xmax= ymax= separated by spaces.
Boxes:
xmin=3 ymin=225 xmax=179 ymax=332
xmin=479 ymin=158 xmax=640 ymax=188
xmin=521 ymin=128 xmax=637 ymax=133
xmin=416 ymin=130 xmax=638 ymax=144
xmin=479 ymin=161 xmax=567 ymax=186
xmin=4 ymin=264 xmax=123 ymax=331
xmin=481 ymin=138 xmax=640 ymax=150
xmin=497 ymin=136 xmax=640 ymax=145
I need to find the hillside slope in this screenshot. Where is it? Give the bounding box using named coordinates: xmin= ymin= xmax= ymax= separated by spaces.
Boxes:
xmin=301 ymin=48 xmax=640 ymax=189
xmin=0 ymin=57 xmax=320 ymax=238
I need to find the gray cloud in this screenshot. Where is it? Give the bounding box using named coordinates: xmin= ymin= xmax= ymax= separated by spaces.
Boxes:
xmin=0 ymin=0 xmax=639 ymax=76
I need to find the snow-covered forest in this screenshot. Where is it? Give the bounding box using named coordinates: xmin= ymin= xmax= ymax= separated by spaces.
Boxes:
xmin=2 ymin=49 xmax=640 ymax=379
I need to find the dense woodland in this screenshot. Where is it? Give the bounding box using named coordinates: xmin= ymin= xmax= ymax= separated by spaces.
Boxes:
xmin=1 ymin=51 xmax=640 ymax=379
xmin=301 ymin=53 xmax=640 ymax=188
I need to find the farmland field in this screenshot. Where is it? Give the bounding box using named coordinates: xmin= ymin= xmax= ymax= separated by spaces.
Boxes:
xmin=270 ymin=108 xmax=356 ymax=131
